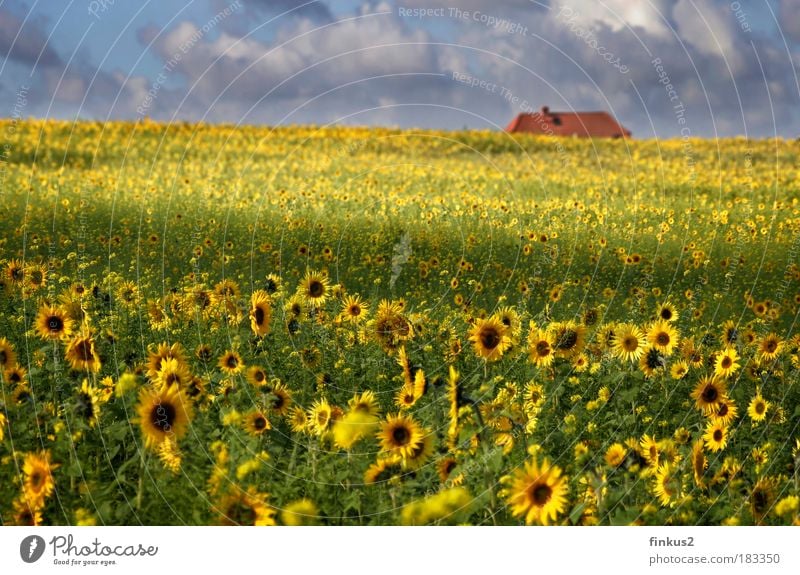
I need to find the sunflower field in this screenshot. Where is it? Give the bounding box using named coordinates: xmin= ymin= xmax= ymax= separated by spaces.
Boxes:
xmin=1 ymin=119 xmax=799 ymax=526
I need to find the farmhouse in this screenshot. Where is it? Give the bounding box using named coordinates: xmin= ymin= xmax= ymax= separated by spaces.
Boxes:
xmin=506 ymin=106 xmax=631 ymax=138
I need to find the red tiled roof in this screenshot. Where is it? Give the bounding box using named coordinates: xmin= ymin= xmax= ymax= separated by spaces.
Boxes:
xmin=506 ymin=107 xmax=631 ymax=138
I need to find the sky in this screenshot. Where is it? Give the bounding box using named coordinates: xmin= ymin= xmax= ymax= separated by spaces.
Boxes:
xmin=0 ymin=0 xmax=799 ymax=138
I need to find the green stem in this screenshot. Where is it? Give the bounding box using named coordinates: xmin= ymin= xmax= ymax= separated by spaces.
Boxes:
xmin=135 ymin=448 xmax=146 ymax=512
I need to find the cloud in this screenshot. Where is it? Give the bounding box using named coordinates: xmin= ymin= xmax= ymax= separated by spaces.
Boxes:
xmin=133 ymin=6 xmax=467 ymax=124
xmin=0 ymin=7 xmax=61 ymax=68
xmin=7 ymin=0 xmax=799 ymax=137
xmin=241 ymin=0 xmax=333 ymax=22
xmin=778 ymin=0 xmax=800 ymax=43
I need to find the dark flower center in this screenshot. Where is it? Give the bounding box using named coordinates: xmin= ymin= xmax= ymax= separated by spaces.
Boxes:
xmin=254 ymin=306 xmax=265 ymax=325
xmin=531 ymin=483 xmax=552 ymax=505
xmin=752 ymin=490 xmax=769 ymax=514
xmin=227 ymin=502 xmax=257 ymax=525
xmin=76 ymin=393 xmax=95 ymax=420
xmin=75 ymin=339 xmax=93 ymax=361
xmin=702 ymin=385 xmax=718 ymax=403
xmin=308 ymin=280 xmax=324 ymax=298
xmin=150 ymin=401 xmax=176 ymax=431
xmin=47 ymin=316 xmax=64 ymax=332
xmin=392 ymin=425 xmax=410 ymax=445
xmin=557 ymin=330 xmax=578 ymax=350
xmin=480 ymin=328 xmax=501 ymax=350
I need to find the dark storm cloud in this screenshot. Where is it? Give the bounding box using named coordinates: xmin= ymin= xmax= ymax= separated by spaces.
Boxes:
xmin=0 ymin=7 xmax=61 ymax=67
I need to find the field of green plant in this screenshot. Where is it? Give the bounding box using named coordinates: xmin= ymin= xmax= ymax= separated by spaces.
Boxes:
xmin=1 ymin=120 xmax=799 ymax=525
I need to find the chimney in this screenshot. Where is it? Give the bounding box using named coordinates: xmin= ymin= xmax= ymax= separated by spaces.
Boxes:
xmin=541 ymin=106 xmax=550 ymax=115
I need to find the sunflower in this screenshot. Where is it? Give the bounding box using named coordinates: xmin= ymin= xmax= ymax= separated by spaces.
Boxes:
xmin=216 ymin=489 xmax=276 ymax=526
xmin=747 ymin=391 xmax=770 ymax=423
xmin=340 ymin=294 xmax=368 ymax=323
xmin=284 ymin=294 xmax=307 ymax=321
xmin=22 ymin=451 xmax=57 ymax=508
xmin=758 ymin=333 xmax=782 ymax=362
xmin=691 ymin=375 xmax=728 ymax=415
xmin=639 ymin=346 xmax=666 ymax=377
xmin=720 ymin=320 xmax=739 ymax=347
xmin=550 ymin=320 xmax=586 ymax=358
xmin=402 ymin=432 xmax=435 ymax=470
xmin=468 ymin=316 xmax=511 ymax=362
xmin=437 ymin=457 xmax=459 ymax=483
xmin=115 ymin=281 xmax=139 ymax=308
xmin=395 ymin=386 xmax=417 ymax=410
xmin=307 ymin=399 xmax=334 ymax=436
xmin=691 ymin=439 xmax=707 ymax=488
xmin=246 ymin=365 xmax=268 ymax=387
xmin=34 ymin=304 xmax=74 ymax=341
xmin=65 ymin=329 xmax=101 ymax=373
xmin=377 ymin=413 xmax=424 ymax=458
xmin=656 ymin=300 xmax=678 ymax=323
xmin=5 ymin=258 xmax=24 ymax=285
xmin=157 ymin=437 xmax=182 ymax=473
xmin=262 ymin=273 xmax=281 ymax=295
xmin=364 ymin=458 xmax=401 ymax=485
xmin=0 ymin=337 xmax=16 ymax=372
xmin=371 ymin=299 xmax=412 ymax=353
xmin=288 ymin=406 xmax=308 ymax=433
xmin=348 ymin=390 xmax=381 ymax=417
xmin=218 ymin=350 xmax=243 ymax=375
xmin=4 ymin=364 xmax=27 ymax=386
xmin=11 ymin=384 xmax=33 ymax=406
xmin=264 ymin=380 xmax=292 ymax=416
xmin=523 ymin=380 xmax=546 ymax=412
xmin=670 ymin=360 xmax=689 ymax=380
xmin=612 ymin=323 xmax=646 ymax=362
xmin=605 ymin=443 xmax=627 ymax=468
xmin=496 ymin=306 xmax=522 ymax=338
xmin=299 ymin=269 xmax=330 ymax=308
xmin=714 ymin=348 xmax=740 ymax=378
xmin=501 ymin=456 xmax=568 ymax=525
xmin=75 ymin=379 xmax=101 ymax=427
xmin=396 ymin=346 xmax=413 ymax=386
xmin=647 ymin=320 xmax=679 ymax=356
xmin=244 ymin=410 xmax=271 ymax=436
xmin=135 ymin=383 xmax=193 ymax=449
xmin=146 ymin=342 xmax=186 ymax=379
xmin=281 ymin=499 xmax=319 ymax=526
xmin=703 ymin=421 xmax=728 ymax=452
xmin=527 ymin=327 xmax=554 ymax=367
xmin=750 ymin=478 xmax=776 ymax=522
xmin=156 ymin=357 xmax=192 ymax=389
xmin=214 ymin=279 xmax=241 ymax=301
xmin=640 ymin=434 xmax=660 ymax=467
xmin=333 ymin=410 xmax=379 ymax=450
xmin=12 ymin=497 xmax=43 ymax=526
xmin=248 ymin=290 xmax=272 ymax=337
xmin=711 ymin=397 xmax=738 ymax=426
xmin=653 ymin=462 xmax=681 ymax=507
